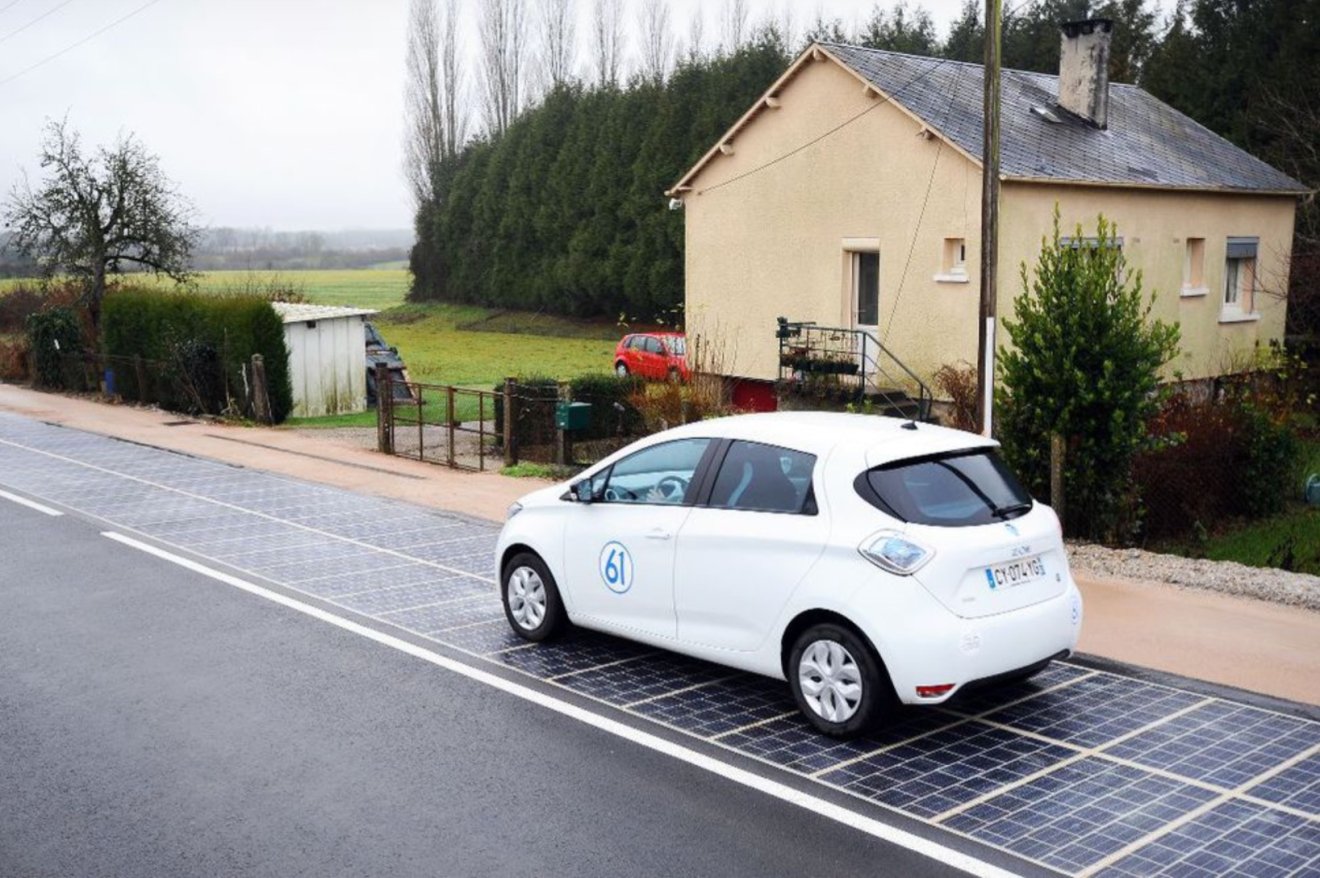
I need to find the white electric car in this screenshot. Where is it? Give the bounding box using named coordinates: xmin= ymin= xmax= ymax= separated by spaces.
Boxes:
xmin=495 ymin=412 xmax=1082 ymax=737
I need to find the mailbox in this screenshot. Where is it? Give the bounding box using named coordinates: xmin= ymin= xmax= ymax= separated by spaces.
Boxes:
xmin=555 ymin=401 xmax=592 ymax=431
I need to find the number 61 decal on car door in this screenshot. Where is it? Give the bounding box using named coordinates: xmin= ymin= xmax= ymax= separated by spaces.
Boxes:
xmin=599 ymin=541 xmax=633 ymax=593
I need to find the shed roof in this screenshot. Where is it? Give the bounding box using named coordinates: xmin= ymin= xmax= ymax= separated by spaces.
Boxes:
xmin=271 ymin=303 xmax=377 ymax=324
xmin=672 ymin=42 xmax=1307 ymax=196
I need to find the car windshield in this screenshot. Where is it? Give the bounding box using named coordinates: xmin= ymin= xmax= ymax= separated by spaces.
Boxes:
xmin=856 ymin=449 xmax=1032 ymax=527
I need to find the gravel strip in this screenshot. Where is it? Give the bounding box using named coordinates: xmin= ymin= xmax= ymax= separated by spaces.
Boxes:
xmin=1068 ymin=542 xmax=1320 ymax=612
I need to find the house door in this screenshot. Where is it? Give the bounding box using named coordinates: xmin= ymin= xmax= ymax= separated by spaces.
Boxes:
xmin=851 ymin=250 xmax=880 ymax=375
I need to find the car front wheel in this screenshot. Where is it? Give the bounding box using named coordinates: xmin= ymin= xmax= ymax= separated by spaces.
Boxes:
xmin=788 ymin=623 xmax=888 ymax=737
xmin=502 ymin=552 xmax=569 ymax=642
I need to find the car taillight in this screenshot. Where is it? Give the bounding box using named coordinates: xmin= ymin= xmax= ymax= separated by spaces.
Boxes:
xmin=916 ymin=684 xmax=955 ymax=698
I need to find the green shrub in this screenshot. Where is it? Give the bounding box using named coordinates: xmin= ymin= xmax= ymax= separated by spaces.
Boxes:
xmin=567 ymin=373 xmax=645 ymax=439
xmin=101 ymin=289 xmax=292 ymax=422
xmin=25 ymin=308 xmax=83 ymax=388
xmin=997 ymin=211 xmax=1180 ymax=542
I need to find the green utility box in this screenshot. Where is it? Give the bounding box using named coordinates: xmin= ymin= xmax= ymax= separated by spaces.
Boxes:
xmin=555 ymin=401 xmax=592 ymax=431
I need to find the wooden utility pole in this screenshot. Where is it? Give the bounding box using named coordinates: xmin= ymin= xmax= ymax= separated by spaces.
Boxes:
xmin=975 ymin=0 xmax=1003 ymax=437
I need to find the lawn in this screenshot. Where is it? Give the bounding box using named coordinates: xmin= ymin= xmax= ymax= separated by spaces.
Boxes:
xmin=286 ymin=302 xmax=618 ymax=428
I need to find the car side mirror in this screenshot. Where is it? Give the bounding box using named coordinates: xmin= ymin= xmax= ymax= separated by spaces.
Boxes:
xmin=572 ymin=480 xmax=595 ymax=504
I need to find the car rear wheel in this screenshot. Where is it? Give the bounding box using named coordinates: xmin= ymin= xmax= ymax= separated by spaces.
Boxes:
xmin=788 ymin=623 xmax=888 ymax=737
xmin=502 ymin=552 xmax=569 ymax=642
xmin=615 ymin=362 xmax=629 ymax=377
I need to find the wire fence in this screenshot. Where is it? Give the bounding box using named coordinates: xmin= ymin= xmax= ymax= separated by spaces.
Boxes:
xmin=35 ymin=349 xmax=274 ymax=422
xmin=375 ymin=373 xmax=667 ymax=473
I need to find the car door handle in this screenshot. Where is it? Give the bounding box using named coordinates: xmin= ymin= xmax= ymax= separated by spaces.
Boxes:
xmin=645 ymin=528 xmax=672 ymax=541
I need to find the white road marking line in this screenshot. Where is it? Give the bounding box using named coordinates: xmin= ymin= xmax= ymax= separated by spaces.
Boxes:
xmin=99 ymin=530 xmax=1019 ymax=878
xmin=0 ymin=437 xmax=494 ymax=585
xmin=0 ymin=488 xmax=63 ymax=516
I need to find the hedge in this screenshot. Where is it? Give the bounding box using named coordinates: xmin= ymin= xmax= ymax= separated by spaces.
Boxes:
xmin=102 ymin=290 xmax=293 ymax=423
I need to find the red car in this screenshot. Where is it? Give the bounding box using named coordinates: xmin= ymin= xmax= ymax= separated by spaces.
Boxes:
xmin=614 ymin=332 xmax=689 ymax=382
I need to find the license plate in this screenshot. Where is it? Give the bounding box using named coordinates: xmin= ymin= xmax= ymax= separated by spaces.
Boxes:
xmin=985 ymin=555 xmax=1046 ymax=590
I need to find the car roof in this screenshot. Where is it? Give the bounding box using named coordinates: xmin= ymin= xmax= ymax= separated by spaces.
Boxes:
xmin=660 ymin=411 xmax=995 ymax=461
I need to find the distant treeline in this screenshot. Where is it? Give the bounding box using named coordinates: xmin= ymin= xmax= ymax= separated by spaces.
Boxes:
xmin=409 ymin=0 xmax=1318 ymax=327
xmin=0 ymin=228 xmax=412 ymax=277
xmin=190 ymin=227 xmax=413 ymax=271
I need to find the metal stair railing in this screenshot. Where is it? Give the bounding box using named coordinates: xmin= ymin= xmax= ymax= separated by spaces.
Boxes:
xmin=777 ymin=317 xmax=933 ymax=420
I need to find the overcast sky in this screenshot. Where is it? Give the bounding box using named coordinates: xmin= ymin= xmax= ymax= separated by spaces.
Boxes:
xmin=0 ymin=0 xmax=1173 ymax=232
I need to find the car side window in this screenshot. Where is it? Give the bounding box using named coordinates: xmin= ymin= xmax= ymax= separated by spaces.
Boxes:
xmin=643 ymin=337 xmax=663 ymax=354
xmin=599 ymin=438 xmax=711 ymax=505
xmin=708 ymin=440 xmax=817 ymax=514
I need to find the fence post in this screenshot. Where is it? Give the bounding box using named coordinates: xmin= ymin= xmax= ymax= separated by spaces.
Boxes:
xmin=1050 ymin=433 xmax=1065 ymax=531
xmin=251 ymin=354 xmax=272 ymax=425
xmin=375 ymin=363 xmax=392 ymax=454
xmin=133 ymin=354 xmax=146 ymax=403
xmin=503 ymin=377 xmax=517 ymax=467
xmin=556 ymin=381 xmax=570 ymax=466
xmin=446 ymin=385 xmax=456 ymax=467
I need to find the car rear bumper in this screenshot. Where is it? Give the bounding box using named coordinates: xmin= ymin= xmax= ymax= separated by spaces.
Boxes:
xmin=853 ymin=577 xmax=1083 ymax=706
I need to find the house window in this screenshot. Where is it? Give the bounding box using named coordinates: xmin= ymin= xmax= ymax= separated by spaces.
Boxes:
xmin=1182 ymin=238 xmax=1206 ymax=296
xmin=852 ymin=251 xmax=880 ymax=327
xmin=1222 ymin=237 xmax=1258 ymax=320
xmin=935 ymin=238 xmax=968 ymax=283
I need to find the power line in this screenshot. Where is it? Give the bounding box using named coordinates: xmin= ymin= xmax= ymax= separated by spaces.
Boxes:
xmin=0 ymin=0 xmax=78 ymax=45
xmin=881 ymin=64 xmax=964 ymax=346
xmin=0 ymin=0 xmax=164 ymax=88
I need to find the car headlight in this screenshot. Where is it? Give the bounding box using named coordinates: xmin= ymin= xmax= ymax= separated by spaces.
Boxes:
xmin=506 ymin=501 xmax=524 ymax=520
xmin=859 ymin=530 xmax=933 ymax=575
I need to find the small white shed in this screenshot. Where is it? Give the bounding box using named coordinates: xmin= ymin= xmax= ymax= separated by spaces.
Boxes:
xmin=271 ymin=303 xmax=376 ymax=418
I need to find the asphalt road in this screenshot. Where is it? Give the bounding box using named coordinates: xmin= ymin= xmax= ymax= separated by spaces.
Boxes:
xmin=0 ymin=501 xmax=962 ymax=878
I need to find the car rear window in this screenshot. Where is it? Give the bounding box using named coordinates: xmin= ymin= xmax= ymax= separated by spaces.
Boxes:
xmin=855 ymin=449 xmax=1032 ymax=527
xmin=669 ymin=337 xmax=686 ymax=355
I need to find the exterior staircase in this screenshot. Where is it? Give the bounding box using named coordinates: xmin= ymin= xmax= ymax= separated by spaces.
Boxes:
xmin=776 ymin=317 xmax=934 ymax=421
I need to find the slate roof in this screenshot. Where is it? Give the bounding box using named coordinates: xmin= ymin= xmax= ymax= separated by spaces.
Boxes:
xmin=810 ymin=43 xmax=1306 ymax=194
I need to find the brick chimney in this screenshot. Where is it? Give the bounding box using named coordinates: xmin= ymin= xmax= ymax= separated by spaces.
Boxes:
xmin=1058 ymin=19 xmax=1113 ymax=129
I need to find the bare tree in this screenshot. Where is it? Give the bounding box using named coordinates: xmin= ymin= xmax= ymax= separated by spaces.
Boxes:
xmin=404 ymin=0 xmax=465 ymax=205
xmin=638 ymin=0 xmax=674 ymax=83
xmin=592 ymin=0 xmax=624 ymax=88
xmin=3 ymin=120 xmax=197 ymax=330
xmin=480 ymin=0 xmax=528 ymax=136
xmin=538 ymin=0 xmax=575 ymax=89
xmin=720 ymin=0 xmax=749 ymax=54
xmin=684 ymin=7 xmax=705 ymax=62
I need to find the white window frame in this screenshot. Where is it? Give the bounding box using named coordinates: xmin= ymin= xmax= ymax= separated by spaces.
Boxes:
xmin=934 ymin=237 xmax=969 ymax=284
xmin=1220 ymin=237 xmax=1260 ymax=323
xmin=1181 ymin=237 xmax=1207 ymax=298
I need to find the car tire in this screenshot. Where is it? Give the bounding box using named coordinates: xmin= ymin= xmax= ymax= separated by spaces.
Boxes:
xmin=501 ymin=552 xmax=569 ymax=642
xmin=615 ymin=362 xmax=629 ymax=377
xmin=788 ymin=623 xmax=890 ymax=738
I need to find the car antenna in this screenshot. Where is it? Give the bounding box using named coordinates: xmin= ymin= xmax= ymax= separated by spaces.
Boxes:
xmin=901 ymin=418 xmax=918 ymax=431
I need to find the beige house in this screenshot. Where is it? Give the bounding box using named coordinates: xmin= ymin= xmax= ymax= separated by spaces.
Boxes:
xmin=668 ymin=21 xmax=1306 ymax=409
